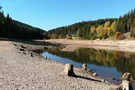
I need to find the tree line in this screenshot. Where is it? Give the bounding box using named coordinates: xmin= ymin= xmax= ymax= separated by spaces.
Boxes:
xmin=48 ymin=8 xmax=135 ymax=40
xmin=0 ymin=6 xmax=47 ymax=39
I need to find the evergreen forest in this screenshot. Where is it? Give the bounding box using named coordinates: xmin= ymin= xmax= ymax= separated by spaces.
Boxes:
xmin=0 ymin=6 xmax=47 ymax=39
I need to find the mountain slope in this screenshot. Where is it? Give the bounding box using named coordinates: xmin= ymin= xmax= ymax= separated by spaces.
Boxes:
xmin=0 ymin=12 xmax=47 ymax=39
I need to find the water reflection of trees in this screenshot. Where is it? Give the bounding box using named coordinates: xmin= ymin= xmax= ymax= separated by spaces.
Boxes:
xmin=46 ymin=48 xmax=135 ymax=78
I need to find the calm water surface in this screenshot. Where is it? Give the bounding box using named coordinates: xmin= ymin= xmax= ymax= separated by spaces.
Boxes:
xmin=34 ymin=48 xmax=135 ymax=89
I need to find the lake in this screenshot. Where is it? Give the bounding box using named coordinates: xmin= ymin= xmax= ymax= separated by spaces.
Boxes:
xmin=34 ymin=48 xmax=135 ymax=89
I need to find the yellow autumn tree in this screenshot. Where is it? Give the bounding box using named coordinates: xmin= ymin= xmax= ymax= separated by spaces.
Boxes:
xmin=66 ymin=34 xmax=72 ymax=39
xmin=103 ymin=21 xmax=111 ymax=38
xmin=110 ymin=20 xmax=117 ymax=36
xmin=107 ymin=27 xmax=111 ymax=36
xmin=90 ymin=26 xmax=96 ymax=33
xmin=96 ymin=25 xmax=103 ymax=38
xmin=51 ymin=33 xmax=57 ymax=39
xmin=104 ymin=21 xmax=111 ymax=29
xmin=58 ymin=35 xmax=62 ymax=39
xmin=89 ymin=26 xmax=97 ymax=39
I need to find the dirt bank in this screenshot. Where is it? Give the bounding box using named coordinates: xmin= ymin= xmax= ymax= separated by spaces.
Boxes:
xmin=45 ymin=39 xmax=135 ymax=53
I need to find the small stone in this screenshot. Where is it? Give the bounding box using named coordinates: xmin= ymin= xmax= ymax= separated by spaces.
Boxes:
xmin=93 ymin=72 xmax=97 ymax=76
xmin=20 ymin=48 xmax=25 ymax=51
xmin=13 ymin=43 xmax=17 ymax=46
xmin=105 ymin=81 xmax=109 ymax=83
xmin=47 ymin=57 xmax=50 ymax=60
xmin=44 ymin=56 xmax=47 ymax=59
xmin=101 ymin=79 xmax=105 ymax=82
xmin=23 ymin=52 xmax=26 ymax=55
xmin=111 ymin=78 xmax=115 ymax=80
xmin=21 ymin=45 xmax=26 ymax=49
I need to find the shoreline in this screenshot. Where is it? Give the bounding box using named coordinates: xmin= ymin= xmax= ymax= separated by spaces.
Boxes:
xmin=0 ymin=40 xmax=117 ymax=90
xmin=45 ymin=39 xmax=135 ymax=53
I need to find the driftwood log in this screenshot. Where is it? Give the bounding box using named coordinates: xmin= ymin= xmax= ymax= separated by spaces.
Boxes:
xmin=64 ymin=64 xmax=76 ymax=76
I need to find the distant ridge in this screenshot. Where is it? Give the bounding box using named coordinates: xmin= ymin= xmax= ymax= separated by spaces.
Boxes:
xmin=14 ymin=20 xmax=46 ymax=32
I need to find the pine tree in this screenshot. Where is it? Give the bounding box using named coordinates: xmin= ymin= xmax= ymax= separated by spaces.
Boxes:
xmin=116 ymin=17 xmax=124 ymax=33
xmin=77 ymin=28 xmax=81 ymax=37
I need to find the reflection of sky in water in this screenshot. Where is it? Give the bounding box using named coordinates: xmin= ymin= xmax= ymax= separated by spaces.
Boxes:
xmin=87 ymin=64 xmax=122 ymax=78
xmin=87 ymin=64 xmax=122 ymax=85
xmin=41 ymin=50 xmax=135 ymax=89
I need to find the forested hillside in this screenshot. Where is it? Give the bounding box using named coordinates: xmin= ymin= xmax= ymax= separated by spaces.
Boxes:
xmin=0 ymin=5 xmax=135 ymax=40
xmin=0 ymin=6 xmax=47 ymax=39
xmin=48 ymin=19 xmax=116 ymax=39
xmin=48 ymin=8 xmax=135 ymax=40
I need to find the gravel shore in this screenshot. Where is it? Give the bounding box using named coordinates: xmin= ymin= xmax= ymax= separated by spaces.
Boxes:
xmin=0 ymin=40 xmax=116 ymax=90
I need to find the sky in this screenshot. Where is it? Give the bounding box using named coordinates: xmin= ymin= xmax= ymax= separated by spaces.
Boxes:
xmin=1 ymin=0 xmax=135 ymax=31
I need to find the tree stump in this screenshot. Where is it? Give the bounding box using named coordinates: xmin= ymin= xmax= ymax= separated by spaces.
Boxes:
xmin=116 ymin=72 xmax=134 ymax=90
xmin=117 ymin=80 xmax=133 ymax=90
xmin=121 ymin=80 xmax=130 ymax=90
xmin=82 ymin=64 xmax=92 ymax=72
xmin=82 ymin=64 xmax=87 ymax=70
xmin=121 ymin=72 xmax=135 ymax=84
xmin=30 ymin=52 xmax=33 ymax=57
xmin=64 ymin=64 xmax=76 ymax=76
xmin=44 ymin=46 xmax=48 ymax=49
